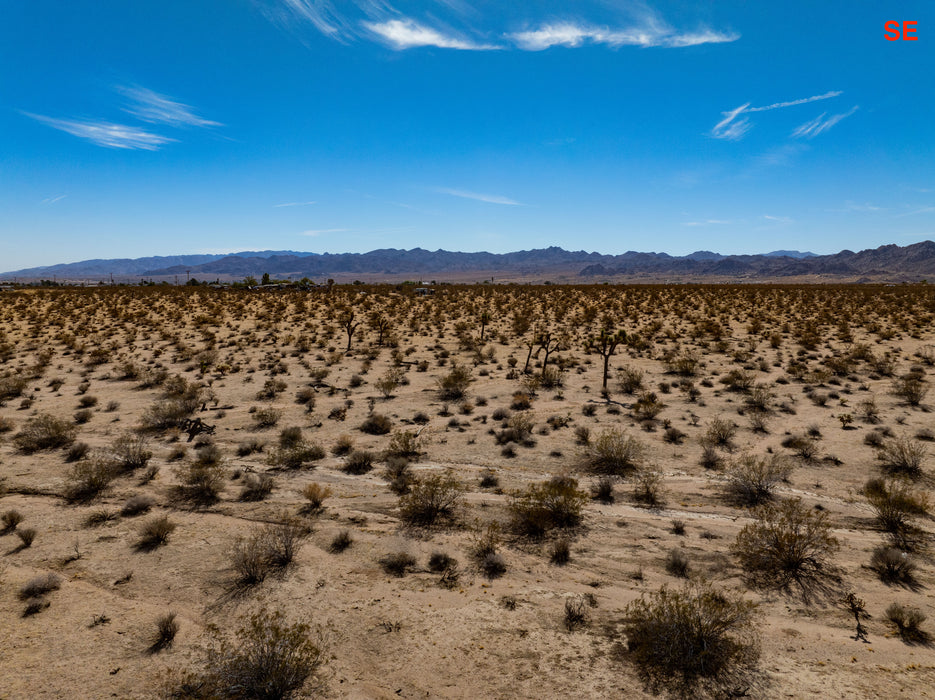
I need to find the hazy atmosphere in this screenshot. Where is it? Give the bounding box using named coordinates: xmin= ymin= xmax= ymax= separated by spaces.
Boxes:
xmin=3 ymin=1 xmax=933 ymax=270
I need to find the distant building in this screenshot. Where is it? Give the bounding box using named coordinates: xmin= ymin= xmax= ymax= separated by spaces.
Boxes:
xmin=414 ymin=287 xmax=435 ymax=296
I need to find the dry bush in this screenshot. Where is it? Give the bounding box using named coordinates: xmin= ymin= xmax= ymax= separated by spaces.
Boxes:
xmin=121 ymin=494 xmax=155 ymax=516
xmin=239 ymin=473 xmax=275 ymax=501
xmin=702 ymin=416 xmax=736 ymax=450
xmin=780 ymin=434 xmax=819 ymax=461
xmin=379 ymin=551 xmax=417 ymax=577
xmin=731 ymin=499 xmax=840 ymax=601
xmin=623 ymin=583 xmax=760 ymax=699
xmin=231 ymin=522 xmax=307 ymax=584
xmin=885 ymin=603 xmax=930 ymax=644
xmin=174 ymin=446 xmax=226 ymax=504
xmin=398 ymin=470 xmax=465 ymax=526
xmin=14 ymin=413 xmax=77 ymax=453
xmin=591 ymin=476 xmax=615 ymax=503
xmin=342 ymin=450 xmax=375 ymax=475
xmin=892 ymin=375 xmax=928 ymax=406
xmin=64 ymin=456 xmax=117 ymax=503
xmin=385 ymin=430 xmax=422 ymax=460
xmin=2 ymin=509 xmax=24 ymax=531
xmin=584 ymin=429 xmax=644 ymax=475
xmin=359 ymin=413 xmax=393 ymax=435
xmin=549 ymin=538 xmax=571 ymax=565
xmin=331 ymin=434 xmax=354 ymax=456
xmin=150 ymin=612 xmax=180 ymax=652
xmin=437 ymin=364 xmax=472 ymax=400
xmin=876 ymin=437 xmax=926 ymax=478
xmin=724 ymin=454 xmax=792 ymax=507
xmin=251 ymin=407 xmax=282 ymax=429
xmin=18 ymin=572 xmax=61 ymax=600
xmin=328 ymin=529 xmax=353 ymax=553
xmin=110 ymin=433 xmax=152 ymax=471
xmin=167 ymin=609 xmax=323 ymax=700
xmin=137 ymin=515 xmax=176 ymax=549
xmin=864 ymin=477 xmax=928 ymax=550
xmin=16 ymin=527 xmax=37 ymax=547
xmin=508 ymin=476 xmax=588 ymax=537
xmin=301 ymin=483 xmax=332 ymax=512
xmin=618 ymin=365 xmax=644 ymax=394
xmin=664 ymin=548 xmax=690 ymax=578
xmin=268 ymin=441 xmax=325 ymax=469
xmin=869 ymin=546 xmax=918 ymax=586
xmin=563 ymin=596 xmax=590 ymax=631
xmin=633 ymin=468 xmax=665 ymax=508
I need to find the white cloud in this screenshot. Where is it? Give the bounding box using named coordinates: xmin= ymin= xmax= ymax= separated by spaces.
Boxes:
xmin=763 ymin=215 xmax=793 ymax=224
xmin=23 ymin=112 xmax=175 ymax=150
xmin=118 ymin=86 xmax=221 ymax=128
xmin=711 ymin=91 xmax=845 ymax=141
xmin=683 ymin=219 xmax=731 ymax=226
xmin=509 ymin=22 xmax=737 ymax=50
xmin=363 ymin=19 xmax=496 ymax=50
xmin=791 ymin=106 xmax=858 ymax=138
xmin=41 ymin=194 xmax=67 ymax=204
xmin=274 ymin=201 xmax=317 ymax=208
xmin=436 ymin=187 xmax=522 ymax=205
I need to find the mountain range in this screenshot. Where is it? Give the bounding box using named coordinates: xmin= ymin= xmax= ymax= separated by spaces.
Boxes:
xmin=3 ymin=242 xmax=934 ymax=283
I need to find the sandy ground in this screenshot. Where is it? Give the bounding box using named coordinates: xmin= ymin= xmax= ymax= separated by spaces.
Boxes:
xmin=0 ymin=284 xmax=934 ymax=699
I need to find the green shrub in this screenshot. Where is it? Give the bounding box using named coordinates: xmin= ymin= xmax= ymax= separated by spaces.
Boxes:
xmin=623 ymin=583 xmax=760 ymax=698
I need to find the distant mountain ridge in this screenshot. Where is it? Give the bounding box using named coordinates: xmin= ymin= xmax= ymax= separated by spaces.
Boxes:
xmin=3 ymin=242 xmax=934 ymax=282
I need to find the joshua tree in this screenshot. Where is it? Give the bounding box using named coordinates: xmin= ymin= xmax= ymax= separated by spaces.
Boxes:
xmin=479 ymin=311 xmax=491 ymax=342
xmin=587 ymin=327 xmax=627 ymax=394
xmin=339 ymin=309 xmax=360 ymax=352
xmin=368 ymin=312 xmax=393 ymax=346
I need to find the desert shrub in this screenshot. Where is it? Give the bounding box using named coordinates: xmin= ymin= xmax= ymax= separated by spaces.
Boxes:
xmin=380 ymin=551 xmax=416 ymax=577
xmin=437 ymin=364 xmax=472 ymax=400
xmin=549 ymin=538 xmax=571 ymax=565
xmin=671 ymin=519 xmax=686 ymax=536
xmin=892 ymin=374 xmax=928 ymax=406
xmin=236 ymin=438 xmax=265 ymax=457
xmin=0 ymin=374 xmax=28 ymax=403
xmin=623 ymin=583 xmax=760 ymax=699
xmin=63 ymin=441 xmax=88 ymax=462
xmin=121 ymin=494 xmax=155 ymax=516
xmin=231 ymin=522 xmax=307 ymax=584
xmin=150 ymin=612 xmax=180 ymax=652
xmin=295 ymin=387 xmax=316 ymax=406
xmin=702 ymin=416 xmax=736 ymax=450
xmin=724 ymin=454 xmax=792 ymax=507
xmin=429 ymin=551 xmax=457 ymax=572
xmin=359 ymin=413 xmax=393 ymax=435
xmin=174 ymin=447 xmax=226 ymax=504
xmin=663 ymin=426 xmax=687 ymax=444
xmin=864 ymin=477 xmax=928 ymax=550
xmin=563 ymin=596 xmax=590 ymax=631
xmin=73 ymin=408 xmax=93 ymax=424
xmin=64 ymin=456 xmax=117 ymax=503
xmin=398 ymin=470 xmax=465 ymax=526
xmin=231 ymin=534 xmax=270 ymax=585
xmin=885 ymin=602 xmax=930 ymax=644
xmin=584 ymin=429 xmax=644 ymax=475
xmin=618 ymin=365 xmax=644 ymax=394
xmin=479 ymin=469 xmax=499 ymax=489
xmin=574 ymin=426 xmax=590 ymax=446
xmin=137 ymin=515 xmax=176 ymax=549
xmin=328 ymin=529 xmax=353 ymax=553
xmin=301 ymin=483 xmax=332 ymax=512
xmin=780 ymin=434 xmax=819 ymax=461
xmin=869 ymin=546 xmax=917 ymax=586
xmin=633 ymin=468 xmax=665 ymax=507
xmin=632 ymin=391 xmax=665 ymax=420
xmin=331 ymin=434 xmax=354 ymax=455
xmin=511 ymin=392 xmax=532 ymax=410
xmin=384 ymin=457 xmax=412 ymax=494
xmin=665 ymin=548 xmax=690 ymax=578
xmin=268 ymin=441 xmax=325 ymax=469
xmin=110 ymin=433 xmax=152 ymax=471
xmin=16 ymin=527 xmax=37 ymax=547
xmin=2 ymin=509 xmax=24 ymax=531
xmin=731 ymin=499 xmax=840 ymax=600
xmin=278 ymin=426 xmax=304 ymax=449
xmin=494 ymin=413 xmax=535 ymax=446
xmin=239 ymin=473 xmax=275 ymax=501
xmin=18 ymin=573 xmax=61 ymax=600
xmin=592 ymin=476 xmax=615 ymax=503
xmin=14 ymin=413 xmax=77 ymax=453
xmin=342 ymin=450 xmax=375 ymax=475
xmin=84 ymin=508 xmax=118 ymax=526
xmin=385 ymin=430 xmax=422 ymax=460
xmin=263 ymin=521 xmax=307 ymax=568
xmin=251 ymin=407 xmax=282 ymax=429
xmin=509 ymin=475 xmax=588 ymax=537
xmin=876 ymin=436 xmax=926 ymax=478
xmin=168 ymin=609 xmax=323 ymax=700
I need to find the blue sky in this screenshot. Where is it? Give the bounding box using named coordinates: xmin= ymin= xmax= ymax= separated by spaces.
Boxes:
xmin=2 ymin=1 xmax=933 ymax=270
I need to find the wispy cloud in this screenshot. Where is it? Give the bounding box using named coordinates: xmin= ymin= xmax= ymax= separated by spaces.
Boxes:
xmin=683 ymin=219 xmax=731 ymax=226
xmin=762 ymin=215 xmax=793 ymax=224
xmin=510 ymin=22 xmax=737 ymax=51
xmin=41 ymin=194 xmax=67 ymax=205
xmin=274 ymin=201 xmax=317 ymax=208
xmin=791 ymin=106 xmax=858 ymax=138
xmin=712 ymin=91 xmax=843 ymax=141
xmin=301 ymin=228 xmax=349 ymax=236
xmin=436 ymin=187 xmax=522 ymax=205
xmin=259 ymin=1 xmax=737 ymax=52
xmin=364 ymin=19 xmax=496 ymax=50
xmin=23 ymin=112 xmax=176 ymax=150
xmin=118 ymin=86 xmax=221 ymax=128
